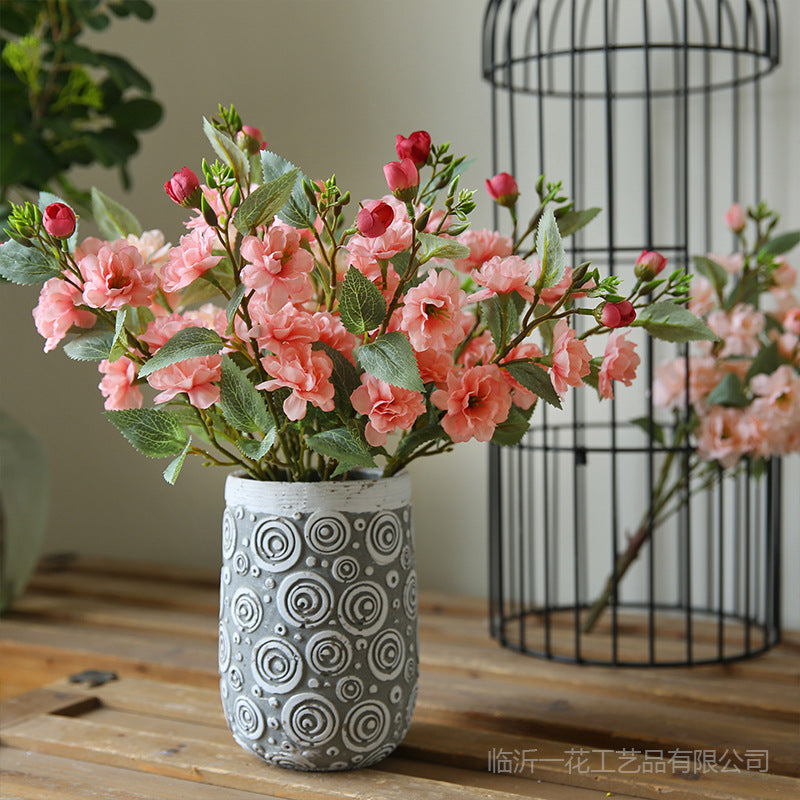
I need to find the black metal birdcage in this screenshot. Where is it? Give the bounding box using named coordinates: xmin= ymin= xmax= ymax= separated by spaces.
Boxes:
xmin=483 ymin=0 xmax=782 ymax=665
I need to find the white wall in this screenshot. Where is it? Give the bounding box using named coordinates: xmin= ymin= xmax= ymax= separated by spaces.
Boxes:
xmin=1 ymin=0 xmax=796 ymax=624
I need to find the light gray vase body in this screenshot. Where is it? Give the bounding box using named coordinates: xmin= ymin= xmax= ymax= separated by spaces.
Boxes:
xmin=219 ymin=470 xmax=418 ymax=771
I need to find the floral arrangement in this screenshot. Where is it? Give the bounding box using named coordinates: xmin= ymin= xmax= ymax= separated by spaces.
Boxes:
xmin=583 ymin=201 xmax=799 ymax=631
xmin=1 ymin=105 xmax=713 ymax=485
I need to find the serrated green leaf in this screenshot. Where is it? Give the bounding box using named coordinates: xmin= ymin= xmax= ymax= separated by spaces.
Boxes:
xmin=357 ymin=332 xmax=424 ymax=392
xmin=235 ymin=430 xmax=277 ymax=460
xmin=226 ymin=283 xmax=247 ymax=326
xmin=393 ymin=424 xmax=443 ymax=462
xmin=416 ymin=232 xmax=470 ymax=263
xmin=307 ymin=427 xmax=376 ymax=469
xmin=706 ymin=373 xmax=749 ymax=408
xmin=630 ymin=416 xmax=666 ymax=446
xmin=536 ymin=206 xmax=567 ymax=288
xmin=757 ymin=230 xmax=800 ymax=261
xmin=0 ymin=240 xmax=62 ymax=285
xmin=219 ymin=355 xmax=271 ymax=434
xmin=203 ymin=117 xmax=249 ymax=184
xmin=260 ymin=151 xmax=316 ymax=229
xmin=631 ymin=301 xmax=717 ymax=343
xmin=138 ymin=327 xmax=224 ymax=378
xmin=693 ymin=255 xmax=729 ymax=296
xmin=484 ymin=294 xmax=520 ymax=351
xmin=232 ymin=169 xmax=299 ymax=235
xmin=63 ymin=331 xmax=114 ymax=361
xmin=108 ymin=307 xmax=129 ymax=362
xmin=91 ymin=187 xmax=142 ymax=239
xmin=163 ymin=438 xmax=192 ymax=484
xmin=105 ymin=408 xmax=188 ymax=458
xmin=502 ymin=361 xmax=562 ymax=409
xmin=491 ymin=404 xmax=534 ymax=446
xmin=555 ymin=206 xmax=601 ymax=237
xmin=339 ymin=267 xmax=387 ymax=334
xmin=312 ymin=342 xmax=361 ymax=411
xmin=744 ymin=341 xmax=787 ymax=382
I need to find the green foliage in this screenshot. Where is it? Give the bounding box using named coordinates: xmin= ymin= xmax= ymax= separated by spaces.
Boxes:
xmin=501 ymin=361 xmax=562 ymax=409
xmin=757 ymin=231 xmax=800 ymax=262
xmin=491 ymin=404 xmax=534 ymax=446
xmin=705 ymin=373 xmax=749 ymax=408
xmin=357 ymin=332 xmax=424 ymax=392
xmin=91 ymin=187 xmax=142 ymax=240
xmin=536 ymin=206 xmax=567 ymax=288
xmin=0 ymin=0 xmax=162 ymax=213
xmin=306 ymin=427 xmax=377 ymax=474
xmin=105 ymin=407 xmax=188 ymax=458
xmin=63 ymin=331 xmax=115 ymax=361
xmin=162 ymin=439 xmax=192 ymax=485
xmin=137 ymin=327 xmax=224 ymax=378
xmin=232 ymin=169 xmax=299 ymax=235
xmin=219 ymin=356 xmax=271 ymax=434
xmin=203 ymin=117 xmax=249 ymax=185
xmin=339 ymin=267 xmax=387 ymax=335
xmin=416 ymin=232 xmax=470 ymax=263
xmin=693 ymin=256 xmax=729 ymax=298
xmin=555 ymin=206 xmax=601 ymax=237
xmin=0 ymin=239 xmax=61 ymax=284
xmin=260 ymin=151 xmax=317 ymax=230
xmin=632 ymin=301 xmax=717 ymax=343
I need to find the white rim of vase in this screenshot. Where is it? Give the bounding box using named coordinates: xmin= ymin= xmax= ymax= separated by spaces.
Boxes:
xmin=224 ymin=469 xmax=411 ymax=515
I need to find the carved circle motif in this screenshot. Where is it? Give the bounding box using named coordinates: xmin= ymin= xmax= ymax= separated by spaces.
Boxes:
xmin=338 ymin=581 xmax=388 ymax=636
xmin=304 ymin=511 xmax=350 ymax=554
xmin=341 ymin=700 xmax=391 ymax=753
xmin=331 ymin=555 xmax=360 ymax=583
xmin=306 ymin=631 xmax=352 ymax=676
xmin=281 ymin=692 xmax=339 ymax=747
xmin=251 ymin=637 xmax=303 ymax=693
xmin=365 ymin=511 xmax=402 ymax=565
xmin=252 ymin=518 xmax=302 ymax=572
xmin=232 ymin=587 xmax=263 ymax=633
xmin=222 ymin=509 xmax=237 ymax=558
xmin=234 ymin=695 xmax=265 ymax=740
xmin=277 ymin=571 xmax=334 ymax=628
xmin=335 ymin=676 xmax=364 ymax=703
xmin=218 ymin=623 xmax=231 ymax=671
xmin=403 ymin=571 xmax=418 ymax=620
xmin=367 ymin=629 xmax=405 ymax=681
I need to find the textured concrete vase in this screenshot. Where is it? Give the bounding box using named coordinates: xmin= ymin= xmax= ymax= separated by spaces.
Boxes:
xmin=219 ymin=470 xmax=418 ymax=771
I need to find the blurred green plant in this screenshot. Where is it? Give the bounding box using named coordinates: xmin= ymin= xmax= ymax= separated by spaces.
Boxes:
xmin=0 ymin=0 xmax=162 ymax=229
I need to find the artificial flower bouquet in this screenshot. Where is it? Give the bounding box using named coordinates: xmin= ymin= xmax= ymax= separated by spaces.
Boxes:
xmin=583 ymin=201 xmax=799 ymax=631
xmin=0 ymin=105 xmax=714 ymax=485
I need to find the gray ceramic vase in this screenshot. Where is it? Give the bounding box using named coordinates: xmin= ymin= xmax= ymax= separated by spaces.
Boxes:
xmin=219 ymin=470 xmax=418 ymax=771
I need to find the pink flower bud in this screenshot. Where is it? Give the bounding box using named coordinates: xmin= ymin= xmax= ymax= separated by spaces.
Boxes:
xmin=634 ymin=249 xmax=668 ymax=280
xmin=725 ymin=202 xmax=747 ymax=234
xmin=164 ymin=167 xmax=201 ymax=208
xmin=237 ymin=125 xmax=268 ymax=153
xmin=485 ymin=172 xmax=519 ymax=208
xmin=383 ymin=158 xmax=419 ymax=201
xmin=600 ymin=300 xmax=636 ymax=328
xmin=395 ymin=131 xmax=432 ymax=166
xmin=42 ymin=202 xmax=77 ymax=239
xmin=356 ymin=200 xmax=395 ymax=238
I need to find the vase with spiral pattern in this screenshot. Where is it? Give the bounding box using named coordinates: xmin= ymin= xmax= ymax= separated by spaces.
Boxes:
xmin=218 ymin=469 xmax=418 ymax=771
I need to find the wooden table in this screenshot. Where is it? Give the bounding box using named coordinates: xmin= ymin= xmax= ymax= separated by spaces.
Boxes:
xmin=1 ymin=555 xmax=797 ymax=799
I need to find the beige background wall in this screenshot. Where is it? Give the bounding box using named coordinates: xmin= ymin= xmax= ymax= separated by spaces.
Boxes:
xmin=1 ymin=0 xmax=797 ymax=622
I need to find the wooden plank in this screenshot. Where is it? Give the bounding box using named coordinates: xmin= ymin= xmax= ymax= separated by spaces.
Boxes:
xmin=0 ymin=714 xmax=538 ymax=800
xmin=414 ymin=671 xmax=800 ymax=777
xmin=52 ymin=677 xmax=796 ymax=800
xmin=0 ymin=747 xmax=287 ymax=800
xmin=0 ymin=687 xmax=98 ymax=728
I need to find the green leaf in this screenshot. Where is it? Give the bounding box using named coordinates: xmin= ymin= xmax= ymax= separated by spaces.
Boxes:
xmin=226 ymin=282 xmax=247 ymax=327
xmin=105 ymin=408 xmax=189 ymax=458
xmin=536 ymin=206 xmax=567 ymax=288
xmin=63 ymin=331 xmax=114 ymax=361
xmin=416 ymin=232 xmax=470 ymax=263
xmin=203 ymin=117 xmax=249 ymax=184
xmin=631 ymin=301 xmax=717 ymax=343
xmin=491 ymin=404 xmax=533 ymax=446
xmin=219 ymin=355 xmax=271 ymax=434
xmin=163 ymin=438 xmax=192 ymax=485
xmin=109 ymin=97 xmax=162 ymax=131
xmin=138 ymin=327 xmax=224 ymax=378
xmin=307 ymin=427 xmax=377 ymax=470
xmin=260 ymin=151 xmax=317 ymax=230
xmin=757 ymin=231 xmax=800 ymax=261
xmin=339 ymin=267 xmax=387 ymax=334
xmin=108 ymin=307 xmax=129 ymax=362
xmin=235 ymin=431 xmax=276 ymax=460
xmin=745 ymin=341 xmax=787 ymax=382
xmin=393 ymin=424 xmax=443 ymax=462
xmin=232 ymin=168 xmax=299 ymax=235
xmin=357 ymin=332 xmax=424 ymax=392
xmin=91 ymin=187 xmax=142 ymax=239
xmin=502 ymin=361 xmax=562 ymax=409
xmin=693 ymin=255 xmax=729 ymax=296
xmin=312 ymin=342 xmax=361 ymax=411
xmin=706 ymin=373 xmax=749 ymax=408
xmin=555 ymin=207 xmax=601 ymax=237
xmin=630 ymin=416 xmax=666 ymax=446
xmin=484 ymin=294 xmax=520 ymax=351
xmin=0 ymin=240 xmax=61 ymax=285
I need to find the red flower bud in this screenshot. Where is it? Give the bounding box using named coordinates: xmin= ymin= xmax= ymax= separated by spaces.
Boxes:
xmin=383 ymin=158 xmax=419 ymax=202
xmin=42 ymin=202 xmax=77 ymax=239
xmin=725 ymin=202 xmax=747 ymax=234
xmin=165 ymin=167 xmax=201 ymax=208
xmin=237 ymin=125 xmax=268 ymax=154
xmin=357 ymin=200 xmax=395 ymax=238
xmin=600 ymin=300 xmax=636 ymax=328
xmin=395 ymin=131 xmax=432 ymax=166
xmin=485 ymin=172 xmax=519 ymax=207
xmin=634 ymin=249 xmax=668 ymax=280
